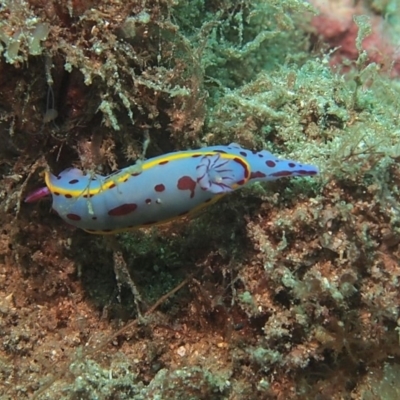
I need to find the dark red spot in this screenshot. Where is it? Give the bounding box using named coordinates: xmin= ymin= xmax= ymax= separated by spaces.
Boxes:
xmin=250 ymin=171 xmax=267 ymax=179
xmin=83 ymin=194 xmax=94 ymax=198
xmin=288 ymin=163 xmax=296 ymax=168
xmin=66 ymin=213 xmax=81 ymax=221
xmin=145 ymin=198 xmax=152 ymax=204
xmin=298 ymin=170 xmax=317 ymax=175
xmin=108 ymin=203 xmax=138 ymax=216
xmin=54 ymin=191 xmax=60 ymax=196
xmin=159 ymin=160 xmax=169 ymax=165
xmin=155 ymin=184 xmax=165 ymax=192
xmin=69 ymin=179 xmax=79 ymax=184
xmin=270 ymin=170 xmax=293 ymax=177
xmin=191 ymin=154 xmax=202 ymax=158
xmin=177 ymin=176 xmax=196 ymax=198
xmin=109 ymin=183 xmax=116 ymax=189
xmin=233 ymin=157 xmax=250 ymax=179
xmin=65 ymin=194 xmax=72 ymax=199
xmin=239 ymin=151 xmax=247 ymax=157
xmin=266 ymin=160 xmax=276 ymax=168
xmin=237 ymin=179 xmax=246 ymax=185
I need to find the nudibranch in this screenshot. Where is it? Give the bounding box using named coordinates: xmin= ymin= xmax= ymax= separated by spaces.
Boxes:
xmin=25 ymin=143 xmax=318 ymax=234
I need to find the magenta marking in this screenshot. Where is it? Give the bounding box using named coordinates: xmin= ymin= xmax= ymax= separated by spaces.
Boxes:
xmin=25 ymin=187 xmax=50 ymax=203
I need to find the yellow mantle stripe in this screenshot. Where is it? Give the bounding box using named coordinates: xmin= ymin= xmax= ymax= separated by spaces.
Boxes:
xmin=45 ymin=151 xmax=251 ymax=198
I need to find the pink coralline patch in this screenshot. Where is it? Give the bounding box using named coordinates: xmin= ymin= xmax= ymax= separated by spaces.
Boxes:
xmin=309 ymin=0 xmax=400 ymax=77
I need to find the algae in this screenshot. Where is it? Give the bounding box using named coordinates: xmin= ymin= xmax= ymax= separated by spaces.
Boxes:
xmin=0 ymin=0 xmax=400 ymax=399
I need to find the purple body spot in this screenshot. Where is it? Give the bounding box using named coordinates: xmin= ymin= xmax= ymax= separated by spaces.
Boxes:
xmin=239 ymin=151 xmax=247 ymax=157
xmin=250 ymin=171 xmax=267 ymax=179
xmin=145 ymin=198 xmax=152 ymax=204
xmin=266 ymin=160 xmax=276 ymax=168
xmin=288 ymin=162 xmax=296 ymax=168
xmin=69 ymin=179 xmax=79 ymax=184
xmin=271 ymin=170 xmax=293 ymax=177
xmin=108 ymin=203 xmax=138 ymax=216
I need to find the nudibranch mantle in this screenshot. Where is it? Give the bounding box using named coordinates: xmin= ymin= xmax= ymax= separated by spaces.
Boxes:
xmin=26 ymin=143 xmax=318 ymax=234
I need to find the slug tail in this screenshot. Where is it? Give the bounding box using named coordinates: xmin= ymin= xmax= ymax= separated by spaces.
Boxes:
xmin=25 ymin=187 xmax=50 ymax=203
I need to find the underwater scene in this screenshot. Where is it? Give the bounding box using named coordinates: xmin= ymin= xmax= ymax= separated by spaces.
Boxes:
xmin=1 ymin=0 xmax=400 ymax=398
